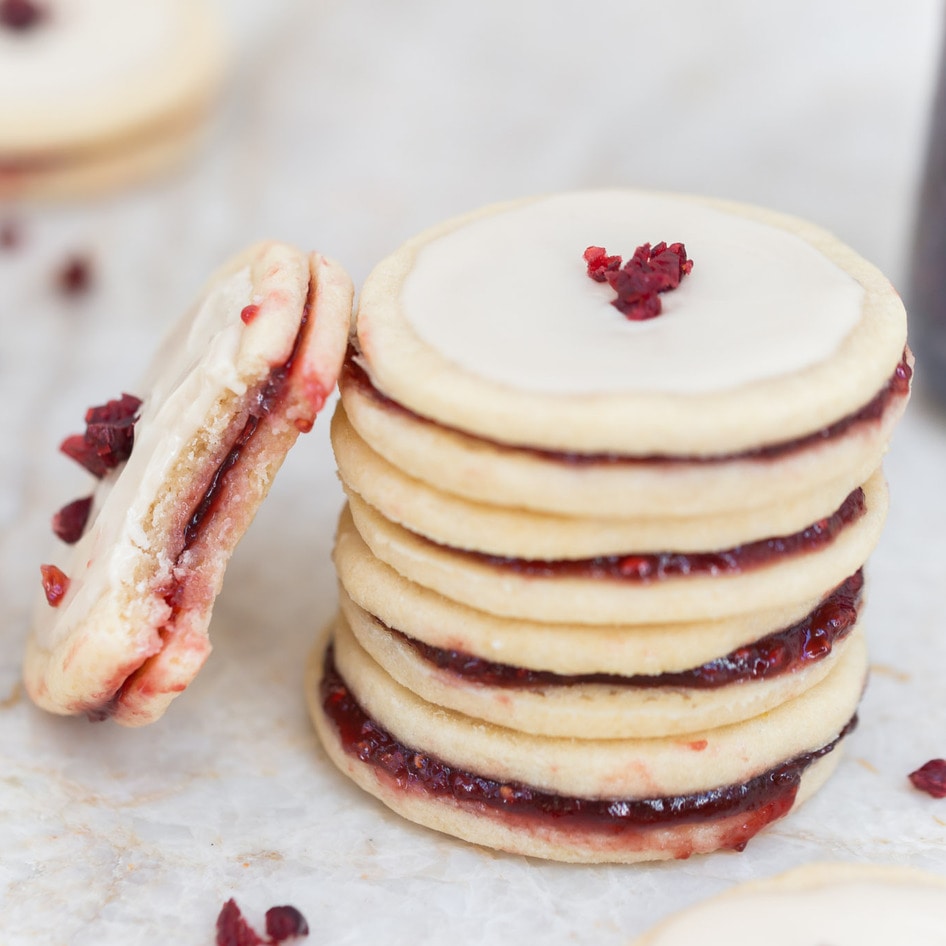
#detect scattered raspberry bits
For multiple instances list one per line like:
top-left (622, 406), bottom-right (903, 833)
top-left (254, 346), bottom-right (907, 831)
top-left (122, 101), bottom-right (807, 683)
top-left (583, 241), bottom-right (693, 320)
top-left (52, 496), bottom-right (93, 544)
top-left (215, 899), bottom-right (309, 946)
top-left (0, 219), bottom-right (22, 250)
top-left (240, 304), bottom-right (261, 325)
top-left (55, 254), bottom-right (94, 297)
top-left (40, 564), bottom-right (70, 606)
top-left (0, 0), bottom-right (46, 31)
top-left (60, 393), bottom-right (143, 477)
top-left (909, 758), bottom-right (946, 798)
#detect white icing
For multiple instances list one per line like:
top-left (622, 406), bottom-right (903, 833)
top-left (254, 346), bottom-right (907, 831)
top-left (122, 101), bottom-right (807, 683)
top-left (400, 192), bottom-right (864, 395)
top-left (0, 0), bottom-right (177, 106)
top-left (33, 266), bottom-right (254, 653)
top-left (643, 880), bottom-right (946, 945)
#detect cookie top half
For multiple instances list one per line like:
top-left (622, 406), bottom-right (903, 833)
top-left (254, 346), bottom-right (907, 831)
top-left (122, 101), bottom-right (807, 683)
top-left (355, 190), bottom-right (907, 455)
top-left (0, 0), bottom-right (224, 157)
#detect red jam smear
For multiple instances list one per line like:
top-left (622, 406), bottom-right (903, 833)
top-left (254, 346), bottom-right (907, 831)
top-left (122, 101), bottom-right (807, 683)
top-left (394, 570), bottom-right (862, 689)
top-left (909, 759), bottom-right (946, 798)
top-left (321, 644), bottom-right (855, 844)
top-left (343, 350), bottom-right (911, 465)
top-left (438, 488), bottom-right (865, 582)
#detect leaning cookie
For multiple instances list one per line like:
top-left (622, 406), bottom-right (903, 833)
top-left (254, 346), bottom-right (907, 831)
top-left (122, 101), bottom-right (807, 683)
top-left (0, 0), bottom-right (225, 198)
top-left (631, 862), bottom-right (946, 945)
top-left (24, 242), bottom-right (353, 725)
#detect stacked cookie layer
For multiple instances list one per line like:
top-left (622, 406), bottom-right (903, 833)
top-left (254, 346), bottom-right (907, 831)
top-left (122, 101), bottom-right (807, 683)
top-left (308, 190), bottom-right (911, 862)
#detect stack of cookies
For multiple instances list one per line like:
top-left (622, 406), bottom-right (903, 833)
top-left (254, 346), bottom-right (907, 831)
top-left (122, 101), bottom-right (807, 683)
top-left (307, 190), bottom-right (911, 863)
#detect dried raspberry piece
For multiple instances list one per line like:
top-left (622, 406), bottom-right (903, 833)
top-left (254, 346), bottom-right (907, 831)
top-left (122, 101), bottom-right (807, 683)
top-left (56, 254), bottom-right (94, 296)
top-left (585, 241), bottom-right (693, 320)
top-left (60, 393), bottom-right (142, 477)
top-left (0, 0), bottom-right (45, 30)
top-left (582, 246), bottom-right (622, 282)
top-left (909, 759), bottom-right (946, 798)
top-left (240, 304), bottom-right (260, 325)
top-left (40, 564), bottom-right (70, 606)
top-left (52, 496), bottom-right (93, 544)
top-left (0, 219), bottom-right (21, 250)
top-left (216, 900), bottom-right (265, 946)
top-left (265, 906), bottom-right (309, 942)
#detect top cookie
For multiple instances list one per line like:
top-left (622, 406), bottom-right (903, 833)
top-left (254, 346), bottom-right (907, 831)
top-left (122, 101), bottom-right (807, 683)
top-left (355, 190), bottom-right (907, 455)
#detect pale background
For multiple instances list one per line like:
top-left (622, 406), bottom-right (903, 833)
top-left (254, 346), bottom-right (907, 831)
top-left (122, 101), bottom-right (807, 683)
top-left (2, 1), bottom-right (946, 943)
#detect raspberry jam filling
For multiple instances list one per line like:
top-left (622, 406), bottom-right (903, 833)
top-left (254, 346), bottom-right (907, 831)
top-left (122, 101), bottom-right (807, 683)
top-left (343, 351), bottom-right (911, 465)
top-left (391, 571), bottom-right (862, 689)
top-left (321, 644), bottom-right (856, 847)
top-left (430, 488), bottom-right (865, 582)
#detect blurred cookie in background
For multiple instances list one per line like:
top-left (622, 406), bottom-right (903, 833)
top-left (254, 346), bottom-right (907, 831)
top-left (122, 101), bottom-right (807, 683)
top-left (0, 0), bottom-right (226, 199)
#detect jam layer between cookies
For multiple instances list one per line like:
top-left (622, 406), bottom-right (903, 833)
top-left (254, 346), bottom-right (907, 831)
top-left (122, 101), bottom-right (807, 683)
top-left (343, 351), bottom-right (912, 465)
top-left (320, 643), bottom-right (856, 853)
top-left (387, 570), bottom-right (862, 689)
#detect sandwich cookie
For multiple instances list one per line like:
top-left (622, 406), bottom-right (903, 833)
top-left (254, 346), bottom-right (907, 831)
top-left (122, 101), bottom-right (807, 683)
top-left (25, 242), bottom-right (353, 725)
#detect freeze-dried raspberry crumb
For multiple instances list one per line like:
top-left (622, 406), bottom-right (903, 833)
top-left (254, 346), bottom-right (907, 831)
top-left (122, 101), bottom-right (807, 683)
top-left (216, 899), bottom-right (265, 946)
top-left (266, 906), bottom-right (309, 941)
top-left (40, 564), bottom-right (69, 606)
top-left (0, 0), bottom-right (45, 31)
top-left (0, 219), bottom-right (21, 250)
top-left (52, 496), bottom-right (93, 544)
top-left (56, 254), bottom-right (94, 296)
top-left (585, 241), bottom-right (693, 320)
top-left (60, 393), bottom-right (142, 477)
top-left (240, 304), bottom-right (260, 325)
top-left (909, 758), bottom-right (946, 798)
top-left (215, 899), bottom-right (309, 946)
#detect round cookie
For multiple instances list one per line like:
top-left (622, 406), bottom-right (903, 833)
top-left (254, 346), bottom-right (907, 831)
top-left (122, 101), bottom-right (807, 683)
top-left (332, 403), bottom-right (872, 556)
top-left (308, 617), bottom-right (866, 863)
top-left (353, 190), bottom-right (908, 456)
top-left (344, 471), bottom-right (888, 624)
top-left (333, 513), bottom-right (835, 677)
top-left (0, 0), bottom-right (225, 198)
top-left (25, 242), bottom-right (353, 726)
top-left (339, 588), bottom-right (862, 739)
top-left (339, 356), bottom-right (909, 519)
top-left (631, 863), bottom-right (946, 945)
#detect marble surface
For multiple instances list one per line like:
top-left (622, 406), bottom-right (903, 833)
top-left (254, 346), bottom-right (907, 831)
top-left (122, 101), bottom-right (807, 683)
top-left (2, 1), bottom-right (946, 943)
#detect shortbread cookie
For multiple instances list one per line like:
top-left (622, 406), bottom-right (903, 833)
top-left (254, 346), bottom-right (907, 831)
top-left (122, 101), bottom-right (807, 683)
top-left (344, 471), bottom-right (887, 624)
top-left (309, 618), bottom-right (866, 863)
top-left (0, 0), bottom-right (225, 198)
top-left (25, 242), bottom-right (353, 725)
top-left (339, 351), bottom-right (910, 520)
top-left (631, 863), bottom-right (946, 945)
top-left (333, 512), bottom-right (835, 677)
top-left (353, 190), bottom-right (908, 457)
top-left (338, 582), bottom-right (863, 738)
top-left (332, 404), bottom-right (871, 556)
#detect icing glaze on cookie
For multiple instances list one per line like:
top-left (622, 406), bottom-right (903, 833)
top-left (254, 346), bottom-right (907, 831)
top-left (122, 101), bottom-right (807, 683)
top-left (32, 264), bottom-right (259, 656)
top-left (638, 872), bottom-right (946, 945)
top-left (0, 0), bottom-right (175, 106)
top-left (400, 191), bottom-right (864, 395)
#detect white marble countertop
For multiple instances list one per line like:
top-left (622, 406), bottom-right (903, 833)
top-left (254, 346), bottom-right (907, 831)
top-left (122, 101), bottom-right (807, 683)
top-left (3, 1), bottom-right (946, 943)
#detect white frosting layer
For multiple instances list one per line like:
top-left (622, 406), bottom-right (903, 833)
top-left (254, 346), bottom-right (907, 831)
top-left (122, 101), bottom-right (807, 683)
top-left (400, 191), bottom-right (864, 395)
top-left (33, 266), bottom-right (254, 654)
top-left (0, 0), bottom-right (176, 105)
top-left (643, 879), bottom-right (946, 945)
